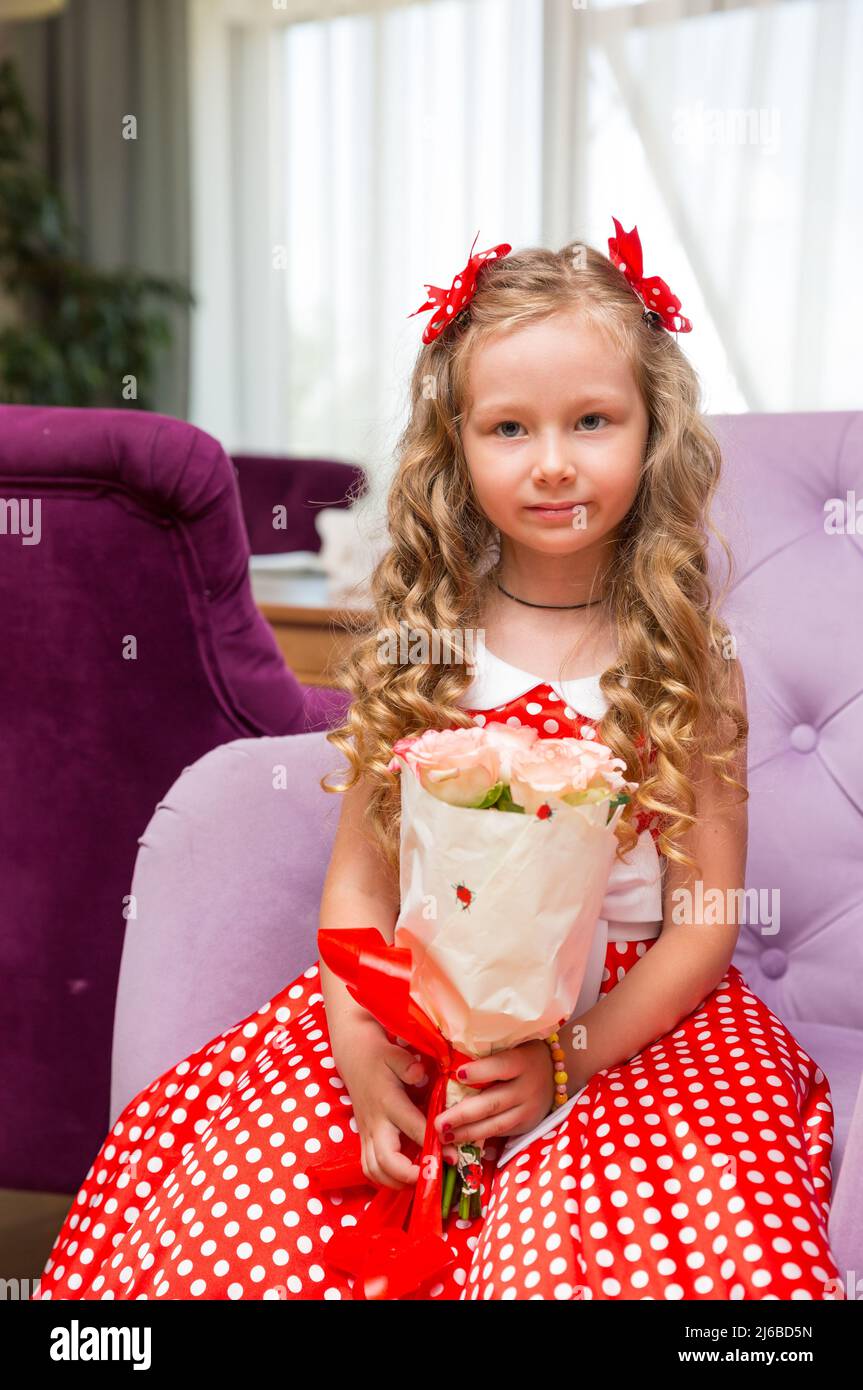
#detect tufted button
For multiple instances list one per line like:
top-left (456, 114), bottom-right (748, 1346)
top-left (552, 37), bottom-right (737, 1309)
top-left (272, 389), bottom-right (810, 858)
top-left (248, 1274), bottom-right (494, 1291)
top-left (790, 723), bottom-right (818, 752)
top-left (761, 947), bottom-right (788, 979)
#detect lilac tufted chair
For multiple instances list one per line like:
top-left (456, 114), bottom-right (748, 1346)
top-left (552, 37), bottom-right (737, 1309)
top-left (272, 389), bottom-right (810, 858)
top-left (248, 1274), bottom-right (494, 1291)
top-left (706, 410), bottom-right (863, 1280)
top-left (0, 405), bottom-right (351, 1194)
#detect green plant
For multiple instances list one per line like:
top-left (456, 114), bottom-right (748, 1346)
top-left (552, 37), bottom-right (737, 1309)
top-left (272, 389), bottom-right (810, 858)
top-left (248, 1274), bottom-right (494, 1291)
top-left (0, 56), bottom-right (194, 408)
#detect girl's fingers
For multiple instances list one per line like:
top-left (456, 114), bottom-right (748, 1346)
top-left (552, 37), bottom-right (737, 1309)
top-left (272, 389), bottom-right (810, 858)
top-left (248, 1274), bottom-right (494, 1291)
top-left (362, 1135), bottom-right (408, 1191)
top-left (387, 1086), bottom-right (432, 1150)
top-left (453, 1048), bottom-right (522, 1087)
top-left (443, 1106), bottom-right (523, 1148)
top-left (436, 1081), bottom-right (515, 1137)
top-left (367, 1124), bottom-right (484, 1183)
top-left (385, 1044), bottom-right (428, 1088)
top-left (372, 1122), bottom-right (421, 1187)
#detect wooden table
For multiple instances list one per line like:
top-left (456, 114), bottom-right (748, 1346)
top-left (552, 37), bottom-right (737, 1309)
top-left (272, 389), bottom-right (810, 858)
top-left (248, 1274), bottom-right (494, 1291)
top-left (250, 567), bottom-right (369, 688)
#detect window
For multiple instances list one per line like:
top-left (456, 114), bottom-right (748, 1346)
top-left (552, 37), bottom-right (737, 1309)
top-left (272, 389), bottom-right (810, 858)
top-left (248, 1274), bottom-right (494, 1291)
top-left (189, 0), bottom-right (862, 492)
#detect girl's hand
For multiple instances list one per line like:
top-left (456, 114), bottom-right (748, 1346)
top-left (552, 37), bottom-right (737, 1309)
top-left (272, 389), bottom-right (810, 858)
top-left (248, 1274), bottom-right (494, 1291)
top-left (333, 1018), bottom-right (459, 1190)
top-left (434, 1040), bottom-right (556, 1147)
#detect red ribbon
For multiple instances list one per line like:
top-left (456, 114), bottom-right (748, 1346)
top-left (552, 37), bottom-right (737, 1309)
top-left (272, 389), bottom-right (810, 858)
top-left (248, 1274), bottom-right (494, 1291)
top-left (608, 216), bottom-right (692, 333)
top-left (305, 926), bottom-right (498, 1300)
top-left (408, 230), bottom-right (512, 344)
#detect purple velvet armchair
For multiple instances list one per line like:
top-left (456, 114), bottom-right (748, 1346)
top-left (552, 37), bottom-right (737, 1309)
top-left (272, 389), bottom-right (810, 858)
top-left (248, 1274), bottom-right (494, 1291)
top-left (231, 452), bottom-right (367, 555)
top-left (107, 410), bottom-right (863, 1284)
top-left (0, 405), bottom-right (351, 1194)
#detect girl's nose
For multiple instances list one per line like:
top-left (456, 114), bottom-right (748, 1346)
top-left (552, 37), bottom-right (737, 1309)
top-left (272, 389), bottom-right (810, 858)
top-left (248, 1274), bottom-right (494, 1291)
top-left (533, 453), bottom-right (576, 484)
top-left (531, 434), bottom-right (578, 481)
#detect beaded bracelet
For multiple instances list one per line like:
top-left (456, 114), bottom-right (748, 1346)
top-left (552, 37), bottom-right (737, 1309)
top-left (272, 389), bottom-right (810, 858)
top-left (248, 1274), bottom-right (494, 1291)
top-left (545, 1029), bottom-right (569, 1108)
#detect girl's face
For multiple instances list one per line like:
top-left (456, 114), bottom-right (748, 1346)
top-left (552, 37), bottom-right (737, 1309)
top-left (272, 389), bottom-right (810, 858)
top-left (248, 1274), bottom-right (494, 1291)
top-left (461, 311), bottom-right (650, 579)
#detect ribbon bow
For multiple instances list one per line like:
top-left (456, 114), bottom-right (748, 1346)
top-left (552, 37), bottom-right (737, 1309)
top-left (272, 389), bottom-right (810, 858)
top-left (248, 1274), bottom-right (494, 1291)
top-left (408, 229), bottom-right (512, 344)
top-left (304, 926), bottom-right (500, 1300)
top-left (607, 216), bottom-right (692, 333)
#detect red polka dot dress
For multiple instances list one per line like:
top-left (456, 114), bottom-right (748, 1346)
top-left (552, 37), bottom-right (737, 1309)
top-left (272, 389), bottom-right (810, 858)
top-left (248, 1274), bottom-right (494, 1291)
top-left (32, 678), bottom-right (843, 1301)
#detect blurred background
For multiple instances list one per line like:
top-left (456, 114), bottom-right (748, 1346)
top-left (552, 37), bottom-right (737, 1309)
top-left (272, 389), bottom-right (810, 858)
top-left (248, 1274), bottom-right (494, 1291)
top-left (1, 0), bottom-right (861, 1291)
top-left (2, 0), bottom-right (860, 621)
top-left (2, 0), bottom-right (861, 467)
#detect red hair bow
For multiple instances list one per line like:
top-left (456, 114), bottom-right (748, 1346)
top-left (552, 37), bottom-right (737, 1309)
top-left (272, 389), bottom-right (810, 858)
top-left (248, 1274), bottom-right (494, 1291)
top-left (607, 216), bottom-right (692, 333)
top-left (408, 230), bottom-right (512, 344)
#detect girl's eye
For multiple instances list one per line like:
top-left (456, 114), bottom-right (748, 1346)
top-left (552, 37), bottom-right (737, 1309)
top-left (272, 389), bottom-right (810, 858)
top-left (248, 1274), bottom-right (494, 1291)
top-left (493, 414), bottom-right (608, 438)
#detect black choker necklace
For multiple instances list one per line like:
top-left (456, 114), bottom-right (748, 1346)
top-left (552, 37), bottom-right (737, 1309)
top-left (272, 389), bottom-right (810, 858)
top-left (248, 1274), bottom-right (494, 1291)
top-left (496, 580), bottom-right (606, 611)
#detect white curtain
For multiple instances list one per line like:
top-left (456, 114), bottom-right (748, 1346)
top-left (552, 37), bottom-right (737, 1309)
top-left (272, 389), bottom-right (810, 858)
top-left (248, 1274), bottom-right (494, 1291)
top-left (188, 0), bottom-right (863, 504)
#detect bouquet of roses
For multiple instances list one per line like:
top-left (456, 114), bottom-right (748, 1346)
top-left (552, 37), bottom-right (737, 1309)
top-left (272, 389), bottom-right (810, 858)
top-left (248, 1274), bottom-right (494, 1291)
top-left (306, 720), bottom-right (636, 1298)
top-left (387, 721), bottom-right (635, 1220)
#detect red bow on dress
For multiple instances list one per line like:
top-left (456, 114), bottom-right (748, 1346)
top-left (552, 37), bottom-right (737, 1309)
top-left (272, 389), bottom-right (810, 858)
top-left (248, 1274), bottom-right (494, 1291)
top-left (408, 229), bottom-right (512, 344)
top-left (607, 216), bottom-right (692, 333)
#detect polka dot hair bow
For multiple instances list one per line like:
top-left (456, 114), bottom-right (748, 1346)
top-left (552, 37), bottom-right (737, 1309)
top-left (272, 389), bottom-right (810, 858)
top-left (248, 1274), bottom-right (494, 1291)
top-left (608, 216), bottom-right (692, 333)
top-left (408, 229), bottom-right (512, 344)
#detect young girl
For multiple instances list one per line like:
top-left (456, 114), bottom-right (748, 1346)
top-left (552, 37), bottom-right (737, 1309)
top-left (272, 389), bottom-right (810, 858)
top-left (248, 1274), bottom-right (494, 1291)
top-left (33, 223), bottom-right (842, 1301)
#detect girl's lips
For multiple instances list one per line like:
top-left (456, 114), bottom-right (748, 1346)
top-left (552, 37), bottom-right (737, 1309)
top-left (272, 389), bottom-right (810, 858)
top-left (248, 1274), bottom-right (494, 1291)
top-left (527, 502), bottom-right (588, 518)
top-left (528, 503), bottom-right (578, 510)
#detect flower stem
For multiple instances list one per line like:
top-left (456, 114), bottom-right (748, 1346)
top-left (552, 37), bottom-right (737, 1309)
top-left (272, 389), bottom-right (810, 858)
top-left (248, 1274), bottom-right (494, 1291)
top-left (441, 1160), bottom-right (457, 1222)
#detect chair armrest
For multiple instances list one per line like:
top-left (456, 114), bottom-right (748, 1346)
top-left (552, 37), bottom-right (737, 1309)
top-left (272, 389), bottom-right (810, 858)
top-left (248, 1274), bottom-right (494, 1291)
top-left (109, 733), bottom-right (341, 1125)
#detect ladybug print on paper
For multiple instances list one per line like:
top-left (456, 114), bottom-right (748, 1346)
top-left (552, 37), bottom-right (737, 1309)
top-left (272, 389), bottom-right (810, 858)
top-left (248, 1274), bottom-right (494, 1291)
top-left (453, 881), bottom-right (474, 911)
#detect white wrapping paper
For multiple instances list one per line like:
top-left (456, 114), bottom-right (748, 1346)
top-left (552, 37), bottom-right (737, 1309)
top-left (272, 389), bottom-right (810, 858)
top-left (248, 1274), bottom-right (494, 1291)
top-left (391, 754), bottom-right (623, 1057)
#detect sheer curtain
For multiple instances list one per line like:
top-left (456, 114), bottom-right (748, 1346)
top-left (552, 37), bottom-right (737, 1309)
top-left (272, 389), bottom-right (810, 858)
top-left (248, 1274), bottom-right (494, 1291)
top-left (569, 0), bottom-right (862, 415)
top-left (188, 0), bottom-right (862, 500)
top-left (188, 0), bottom-right (543, 509)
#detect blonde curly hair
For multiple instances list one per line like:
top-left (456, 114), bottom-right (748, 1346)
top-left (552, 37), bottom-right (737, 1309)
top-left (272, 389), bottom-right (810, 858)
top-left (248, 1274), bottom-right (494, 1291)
top-left (320, 236), bottom-right (748, 883)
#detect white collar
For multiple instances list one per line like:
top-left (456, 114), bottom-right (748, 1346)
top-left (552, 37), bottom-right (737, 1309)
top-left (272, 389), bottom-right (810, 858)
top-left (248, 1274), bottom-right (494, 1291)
top-left (457, 641), bottom-right (609, 720)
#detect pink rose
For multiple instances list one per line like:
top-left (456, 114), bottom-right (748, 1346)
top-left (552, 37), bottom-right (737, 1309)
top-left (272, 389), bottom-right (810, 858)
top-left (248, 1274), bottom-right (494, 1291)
top-left (387, 727), bottom-right (503, 807)
top-left (480, 721), bottom-right (539, 780)
top-left (509, 738), bottom-right (634, 815)
top-left (558, 738), bottom-right (633, 794)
